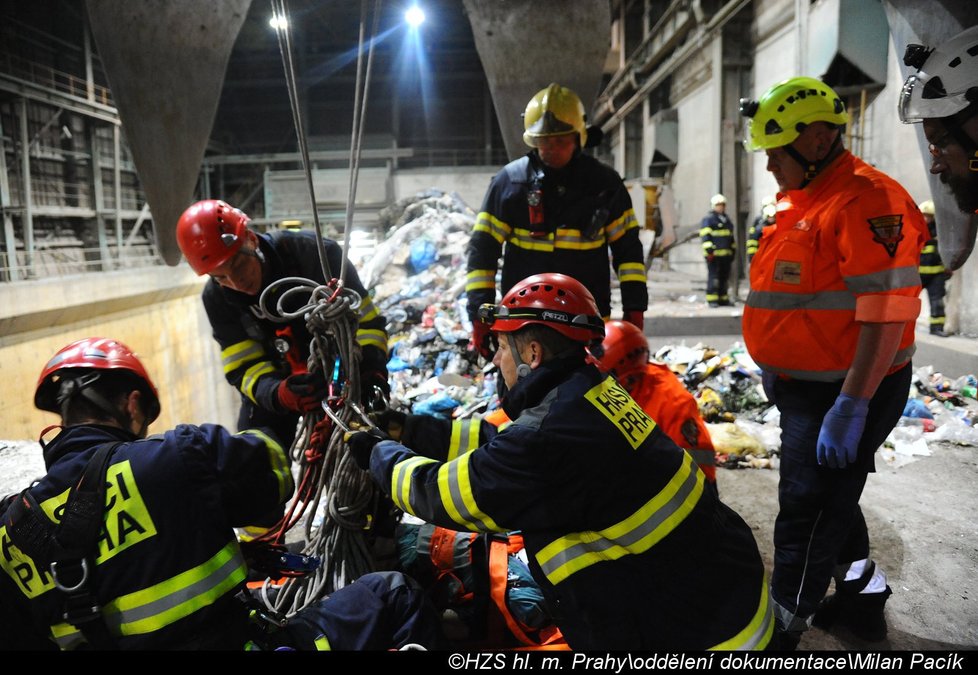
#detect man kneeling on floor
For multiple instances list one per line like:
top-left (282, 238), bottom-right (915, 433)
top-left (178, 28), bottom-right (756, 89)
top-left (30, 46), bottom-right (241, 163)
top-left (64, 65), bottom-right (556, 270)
top-left (0, 337), bottom-right (442, 651)
top-left (346, 273), bottom-right (774, 650)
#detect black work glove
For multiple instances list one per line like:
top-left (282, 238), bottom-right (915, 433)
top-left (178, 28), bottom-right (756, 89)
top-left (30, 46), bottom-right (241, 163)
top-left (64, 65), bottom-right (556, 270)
top-left (360, 370), bottom-right (391, 410)
top-left (344, 427), bottom-right (390, 471)
top-left (277, 371), bottom-right (328, 413)
top-left (369, 408), bottom-right (408, 441)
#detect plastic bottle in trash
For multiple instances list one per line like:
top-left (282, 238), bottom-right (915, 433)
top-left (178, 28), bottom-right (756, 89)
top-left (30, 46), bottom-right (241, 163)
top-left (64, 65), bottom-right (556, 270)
top-left (961, 385), bottom-right (977, 400)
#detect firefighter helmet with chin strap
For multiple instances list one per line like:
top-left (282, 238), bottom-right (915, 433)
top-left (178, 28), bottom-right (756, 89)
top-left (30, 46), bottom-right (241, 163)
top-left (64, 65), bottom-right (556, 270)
top-left (591, 320), bottom-right (649, 382)
top-left (176, 199), bottom-right (251, 275)
top-left (522, 83), bottom-right (588, 149)
top-left (35, 337), bottom-right (161, 424)
top-left (478, 273), bottom-right (604, 346)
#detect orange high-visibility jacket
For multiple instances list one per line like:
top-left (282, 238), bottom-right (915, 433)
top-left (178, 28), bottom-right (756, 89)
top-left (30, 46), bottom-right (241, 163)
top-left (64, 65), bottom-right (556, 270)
top-left (743, 151), bottom-right (928, 382)
top-left (627, 362), bottom-right (717, 482)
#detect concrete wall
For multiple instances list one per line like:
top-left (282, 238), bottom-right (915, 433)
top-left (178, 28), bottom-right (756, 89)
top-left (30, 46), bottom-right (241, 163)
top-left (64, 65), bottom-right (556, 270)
top-left (666, 59), bottom-right (719, 280)
top-left (0, 266), bottom-right (238, 440)
top-left (392, 167), bottom-right (498, 214)
top-left (651, 0), bottom-right (978, 335)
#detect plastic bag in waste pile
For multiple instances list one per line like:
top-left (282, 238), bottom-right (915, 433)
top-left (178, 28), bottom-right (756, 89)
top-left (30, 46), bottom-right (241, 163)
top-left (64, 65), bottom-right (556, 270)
top-left (706, 421), bottom-right (772, 469)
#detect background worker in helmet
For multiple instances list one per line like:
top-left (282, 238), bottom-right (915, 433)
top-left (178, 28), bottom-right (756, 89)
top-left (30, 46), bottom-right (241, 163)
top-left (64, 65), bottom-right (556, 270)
top-left (740, 77), bottom-right (929, 648)
top-left (746, 196), bottom-right (777, 264)
top-left (176, 200), bottom-right (389, 450)
top-left (0, 338), bottom-right (441, 651)
top-left (592, 320), bottom-right (718, 488)
top-left (346, 273), bottom-right (772, 651)
top-left (700, 194), bottom-right (736, 306)
top-left (900, 25), bottom-right (978, 216)
top-left (465, 83), bottom-right (648, 360)
top-left (917, 199), bottom-right (949, 336)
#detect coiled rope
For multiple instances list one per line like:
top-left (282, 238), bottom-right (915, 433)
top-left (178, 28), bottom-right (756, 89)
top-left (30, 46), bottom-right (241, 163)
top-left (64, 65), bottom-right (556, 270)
top-left (252, 0), bottom-right (387, 616)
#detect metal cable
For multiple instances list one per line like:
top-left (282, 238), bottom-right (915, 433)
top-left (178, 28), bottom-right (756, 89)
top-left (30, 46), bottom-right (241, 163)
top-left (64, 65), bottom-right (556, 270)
top-left (261, 0), bottom-right (387, 616)
top-left (270, 0), bottom-right (331, 279)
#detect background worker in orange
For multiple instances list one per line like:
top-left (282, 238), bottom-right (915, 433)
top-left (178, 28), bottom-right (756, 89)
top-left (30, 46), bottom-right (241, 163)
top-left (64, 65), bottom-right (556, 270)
top-left (740, 77), bottom-right (928, 648)
top-left (591, 320), bottom-right (717, 487)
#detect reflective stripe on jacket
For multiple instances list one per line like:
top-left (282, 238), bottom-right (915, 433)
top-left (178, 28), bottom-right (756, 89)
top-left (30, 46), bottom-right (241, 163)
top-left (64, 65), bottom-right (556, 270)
top-left (202, 229), bottom-right (388, 412)
top-left (0, 424), bottom-right (292, 649)
top-left (743, 152), bottom-right (928, 381)
top-left (465, 151), bottom-right (647, 320)
top-left (369, 361), bottom-right (771, 650)
top-left (700, 211), bottom-right (735, 257)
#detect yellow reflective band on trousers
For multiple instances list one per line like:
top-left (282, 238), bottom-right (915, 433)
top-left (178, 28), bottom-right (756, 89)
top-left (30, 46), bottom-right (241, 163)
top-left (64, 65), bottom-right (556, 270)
top-left (448, 418), bottom-right (483, 460)
top-left (618, 261), bottom-right (646, 283)
top-left (221, 340), bottom-right (266, 374)
top-left (238, 428), bottom-right (293, 502)
top-left (466, 269), bottom-right (496, 292)
top-left (474, 212), bottom-right (511, 243)
top-left (51, 541), bottom-right (247, 647)
top-left (315, 634), bottom-right (332, 650)
top-left (708, 576), bottom-right (774, 650)
top-left (357, 327), bottom-right (388, 353)
top-left (606, 209), bottom-right (638, 242)
top-left (240, 360), bottom-right (276, 403)
top-left (536, 452), bottom-right (703, 585)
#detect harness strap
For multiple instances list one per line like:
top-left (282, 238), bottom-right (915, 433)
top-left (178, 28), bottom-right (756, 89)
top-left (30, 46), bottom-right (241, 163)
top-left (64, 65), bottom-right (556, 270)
top-left (487, 536), bottom-right (568, 650)
top-left (5, 441), bottom-right (124, 650)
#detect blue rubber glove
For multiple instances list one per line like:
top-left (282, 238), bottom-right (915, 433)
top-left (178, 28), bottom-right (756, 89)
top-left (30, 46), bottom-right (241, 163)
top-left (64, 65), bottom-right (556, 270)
top-left (816, 393), bottom-right (870, 469)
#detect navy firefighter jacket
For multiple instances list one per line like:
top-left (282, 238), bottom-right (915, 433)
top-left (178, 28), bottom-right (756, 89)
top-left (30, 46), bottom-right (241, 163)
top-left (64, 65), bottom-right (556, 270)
top-left (0, 423), bottom-right (292, 650)
top-left (367, 355), bottom-right (773, 650)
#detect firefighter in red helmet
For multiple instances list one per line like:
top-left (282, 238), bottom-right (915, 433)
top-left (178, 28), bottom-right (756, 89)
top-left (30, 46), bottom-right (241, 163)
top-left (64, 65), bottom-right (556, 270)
top-left (175, 200), bottom-right (389, 448)
top-left (346, 273), bottom-right (773, 651)
top-left (0, 337), bottom-right (441, 651)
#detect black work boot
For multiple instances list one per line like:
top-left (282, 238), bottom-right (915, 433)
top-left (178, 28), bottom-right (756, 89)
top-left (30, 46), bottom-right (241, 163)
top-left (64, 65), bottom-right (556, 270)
top-left (813, 562), bottom-right (892, 642)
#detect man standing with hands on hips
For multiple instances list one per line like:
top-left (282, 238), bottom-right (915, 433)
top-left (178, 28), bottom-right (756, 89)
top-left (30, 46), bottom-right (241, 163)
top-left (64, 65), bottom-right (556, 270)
top-left (740, 76), bottom-right (928, 648)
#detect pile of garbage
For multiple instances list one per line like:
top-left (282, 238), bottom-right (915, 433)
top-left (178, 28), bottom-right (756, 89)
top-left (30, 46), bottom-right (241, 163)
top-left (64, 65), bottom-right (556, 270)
top-left (352, 190), bottom-right (498, 419)
top-left (357, 191), bottom-right (978, 472)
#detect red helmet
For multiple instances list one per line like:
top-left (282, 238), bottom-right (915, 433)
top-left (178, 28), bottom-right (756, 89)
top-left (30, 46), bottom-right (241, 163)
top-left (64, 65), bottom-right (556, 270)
top-left (35, 337), bottom-right (161, 423)
top-left (478, 273), bottom-right (604, 344)
top-left (176, 199), bottom-right (250, 275)
top-left (592, 320), bottom-right (649, 379)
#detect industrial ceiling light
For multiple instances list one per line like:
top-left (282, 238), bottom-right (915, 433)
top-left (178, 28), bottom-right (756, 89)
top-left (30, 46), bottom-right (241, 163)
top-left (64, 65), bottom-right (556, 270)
top-left (405, 5), bottom-right (425, 28)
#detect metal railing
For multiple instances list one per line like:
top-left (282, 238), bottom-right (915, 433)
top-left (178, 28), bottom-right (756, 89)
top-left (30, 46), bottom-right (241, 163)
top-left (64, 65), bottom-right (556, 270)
top-left (1, 242), bottom-right (163, 282)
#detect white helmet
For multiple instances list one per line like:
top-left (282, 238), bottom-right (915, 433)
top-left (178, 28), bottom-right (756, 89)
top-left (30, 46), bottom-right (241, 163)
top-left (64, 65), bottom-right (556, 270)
top-left (710, 193), bottom-right (727, 207)
top-left (899, 25), bottom-right (978, 124)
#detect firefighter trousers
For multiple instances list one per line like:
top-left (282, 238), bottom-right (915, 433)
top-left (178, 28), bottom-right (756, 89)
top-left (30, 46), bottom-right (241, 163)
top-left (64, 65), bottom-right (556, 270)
top-left (768, 363), bottom-right (911, 625)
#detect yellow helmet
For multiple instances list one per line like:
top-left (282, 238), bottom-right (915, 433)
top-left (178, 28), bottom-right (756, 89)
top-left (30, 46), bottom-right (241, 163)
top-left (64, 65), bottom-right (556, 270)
top-left (523, 83), bottom-right (587, 148)
top-left (918, 199), bottom-right (935, 215)
top-left (740, 77), bottom-right (849, 151)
